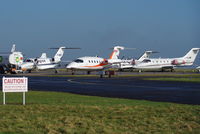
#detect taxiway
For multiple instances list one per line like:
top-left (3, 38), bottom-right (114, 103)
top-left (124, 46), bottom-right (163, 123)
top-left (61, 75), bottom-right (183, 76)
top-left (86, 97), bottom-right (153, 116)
top-left (1, 74), bottom-right (199, 105)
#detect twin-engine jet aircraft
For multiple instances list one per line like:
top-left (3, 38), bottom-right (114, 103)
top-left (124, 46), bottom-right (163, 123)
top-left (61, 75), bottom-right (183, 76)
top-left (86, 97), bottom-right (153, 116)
top-left (114, 51), bottom-right (158, 70)
top-left (21, 47), bottom-right (80, 72)
top-left (133, 48), bottom-right (200, 71)
top-left (66, 46), bottom-right (126, 72)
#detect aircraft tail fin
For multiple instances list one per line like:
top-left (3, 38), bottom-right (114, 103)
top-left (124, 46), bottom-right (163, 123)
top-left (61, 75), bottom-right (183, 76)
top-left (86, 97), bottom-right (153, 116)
top-left (138, 51), bottom-right (158, 61)
top-left (40, 53), bottom-right (47, 59)
top-left (182, 48), bottom-right (200, 65)
top-left (11, 44), bottom-right (16, 53)
top-left (109, 46), bottom-right (124, 59)
top-left (50, 46), bottom-right (80, 63)
top-left (54, 47), bottom-right (66, 63)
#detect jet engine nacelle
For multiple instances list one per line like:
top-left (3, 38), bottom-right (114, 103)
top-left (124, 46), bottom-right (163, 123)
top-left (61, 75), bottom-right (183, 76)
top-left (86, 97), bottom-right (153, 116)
top-left (131, 59), bottom-right (136, 65)
top-left (9, 52), bottom-right (23, 65)
top-left (171, 59), bottom-right (186, 65)
top-left (102, 59), bottom-right (109, 64)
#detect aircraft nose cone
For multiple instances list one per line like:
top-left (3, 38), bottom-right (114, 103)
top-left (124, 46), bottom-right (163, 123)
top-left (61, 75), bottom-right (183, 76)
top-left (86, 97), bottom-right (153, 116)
top-left (66, 63), bottom-right (74, 69)
top-left (66, 65), bottom-right (71, 69)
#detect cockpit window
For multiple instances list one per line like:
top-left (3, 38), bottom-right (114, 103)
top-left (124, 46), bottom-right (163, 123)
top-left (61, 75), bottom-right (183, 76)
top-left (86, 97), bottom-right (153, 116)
top-left (74, 59), bottom-right (84, 63)
top-left (25, 59), bottom-right (33, 62)
top-left (142, 59), bottom-right (151, 63)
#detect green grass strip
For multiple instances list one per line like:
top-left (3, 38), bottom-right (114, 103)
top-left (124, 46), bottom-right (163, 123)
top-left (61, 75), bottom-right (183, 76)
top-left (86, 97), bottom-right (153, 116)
top-left (0, 91), bottom-right (199, 134)
top-left (144, 77), bottom-right (200, 83)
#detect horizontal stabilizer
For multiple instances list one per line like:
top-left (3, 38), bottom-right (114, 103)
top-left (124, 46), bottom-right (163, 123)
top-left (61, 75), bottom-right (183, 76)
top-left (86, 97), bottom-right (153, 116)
top-left (124, 48), bottom-right (136, 50)
top-left (49, 47), bottom-right (81, 49)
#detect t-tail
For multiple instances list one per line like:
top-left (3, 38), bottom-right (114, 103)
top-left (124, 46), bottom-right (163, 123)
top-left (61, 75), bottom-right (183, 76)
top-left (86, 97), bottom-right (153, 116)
top-left (138, 51), bottom-right (158, 61)
top-left (182, 48), bottom-right (200, 66)
top-left (51, 46), bottom-right (80, 63)
top-left (109, 46), bottom-right (124, 59)
top-left (54, 47), bottom-right (66, 63)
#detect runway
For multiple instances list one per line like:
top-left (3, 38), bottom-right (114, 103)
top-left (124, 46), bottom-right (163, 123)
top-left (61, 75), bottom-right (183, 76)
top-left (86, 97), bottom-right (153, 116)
top-left (1, 75), bottom-right (199, 105)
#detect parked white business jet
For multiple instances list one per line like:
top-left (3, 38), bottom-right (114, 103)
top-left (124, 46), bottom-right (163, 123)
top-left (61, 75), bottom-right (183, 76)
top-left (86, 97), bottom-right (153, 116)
top-left (20, 53), bottom-right (45, 72)
top-left (66, 46), bottom-right (125, 72)
top-left (115, 51), bottom-right (158, 70)
top-left (133, 48), bottom-right (200, 71)
top-left (112, 59), bottom-right (134, 70)
top-left (21, 47), bottom-right (80, 72)
top-left (0, 44), bottom-right (24, 74)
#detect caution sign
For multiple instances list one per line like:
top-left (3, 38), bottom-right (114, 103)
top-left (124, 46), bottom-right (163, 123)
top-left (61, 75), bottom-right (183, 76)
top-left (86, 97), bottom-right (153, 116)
top-left (2, 77), bottom-right (28, 105)
top-left (3, 77), bottom-right (28, 92)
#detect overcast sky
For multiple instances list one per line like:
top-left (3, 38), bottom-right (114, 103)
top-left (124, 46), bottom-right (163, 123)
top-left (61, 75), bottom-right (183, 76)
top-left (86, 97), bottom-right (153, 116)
top-left (0, 0), bottom-right (199, 63)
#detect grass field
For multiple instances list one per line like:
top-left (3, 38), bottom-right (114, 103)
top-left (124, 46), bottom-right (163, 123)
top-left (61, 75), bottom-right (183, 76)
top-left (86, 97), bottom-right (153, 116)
top-left (0, 91), bottom-right (199, 134)
top-left (144, 77), bottom-right (200, 83)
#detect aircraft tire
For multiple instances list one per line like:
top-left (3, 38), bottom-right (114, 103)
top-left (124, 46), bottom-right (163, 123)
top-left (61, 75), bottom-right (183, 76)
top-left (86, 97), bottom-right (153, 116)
top-left (0, 66), bottom-right (5, 74)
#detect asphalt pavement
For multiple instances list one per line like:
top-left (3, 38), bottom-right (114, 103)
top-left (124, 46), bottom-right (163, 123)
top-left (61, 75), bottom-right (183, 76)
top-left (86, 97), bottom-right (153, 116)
top-left (1, 75), bottom-right (199, 105)
top-left (1, 74), bottom-right (200, 105)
